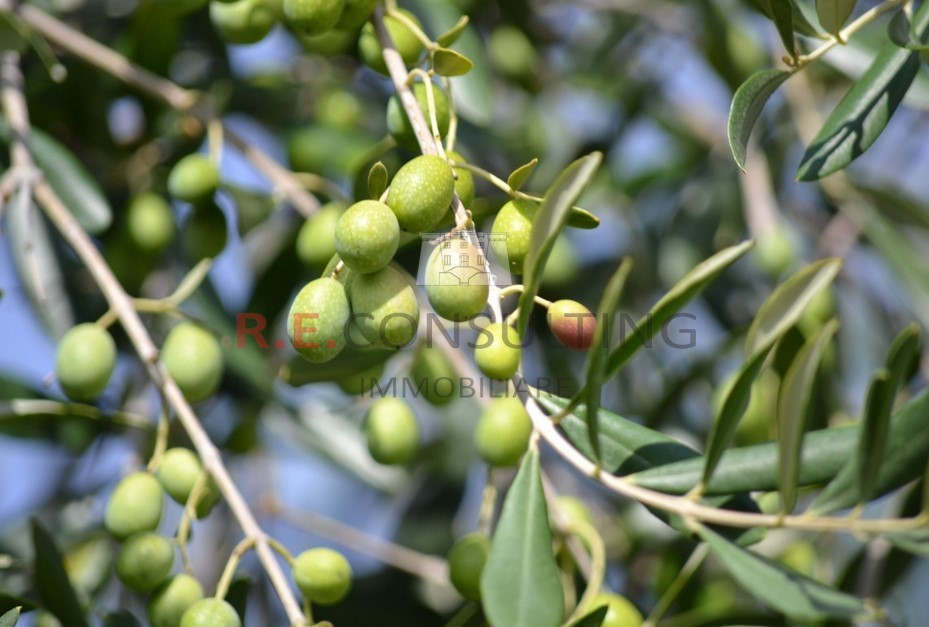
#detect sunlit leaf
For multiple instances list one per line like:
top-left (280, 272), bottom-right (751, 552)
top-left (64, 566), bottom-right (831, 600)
top-left (433, 47), bottom-right (473, 76)
top-left (507, 158), bottom-right (538, 191)
top-left (0, 607), bottom-right (21, 627)
top-left (816, 0), bottom-right (856, 36)
top-left (566, 205), bottom-right (600, 229)
top-left (728, 69), bottom-right (792, 170)
top-left (368, 161), bottom-right (389, 200)
top-left (436, 15), bottom-right (469, 47)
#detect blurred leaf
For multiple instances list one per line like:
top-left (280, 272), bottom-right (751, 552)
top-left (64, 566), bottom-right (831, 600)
top-left (481, 450), bottom-right (564, 627)
top-left (0, 597), bottom-right (35, 616)
top-left (856, 370), bottom-right (895, 504)
top-left (760, 0), bottom-right (798, 56)
top-left (606, 241), bottom-right (754, 378)
top-left (436, 15), bottom-right (469, 47)
top-left (507, 158), bottom-right (538, 191)
top-left (433, 47), bottom-right (473, 76)
top-left (728, 69), bottom-right (791, 170)
top-left (889, 9), bottom-right (911, 48)
top-left (517, 152), bottom-right (602, 337)
top-left (31, 519), bottom-right (89, 627)
top-left (884, 528), bottom-right (929, 556)
top-left (567, 606), bottom-right (607, 627)
top-left (747, 0), bottom-right (821, 37)
top-left (816, 0), bottom-right (856, 36)
top-left (566, 206), bottom-right (600, 229)
top-left (0, 13), bottom-right (27, 53)
top-left (280, 347), bottom-right (395, 386)
top-left (225, 185), bottom-right (274, 236)
top-left (699, 525), bottom-right (865, 619)
top-left (885, 323), bottom-right (921, 389)
top-left (777, 319), bottom-right (839, 514)
top-left (367, 161), bottom-right (389, 201)
top-left (0, 607), bottom-right (20, 627)
top-left (745, 258), bottom-right (842, 359)
top-left (225, 577), bottom-right (250, 622)
top-left (103, 611), bottom-right (142, 627)
top-left (582, 258), bottom-right (633, 463)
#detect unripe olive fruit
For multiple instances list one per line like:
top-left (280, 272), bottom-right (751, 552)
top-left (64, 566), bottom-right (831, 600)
top-left (182, 203), bottom-right (227, 261)
top-left (335, 0), bottom-right (378, 29)
top-left (293, 548), bottom-right (353, 605)
top-left (322, 253), bottom-right (355, 292)
top-left (474, 322), bottom-right (521, 380)
top-left (155, 448), bottom-right (220, 517)
top-left (358, 9), bottom-right (424, 75)
top-left (447, 533), bottom-right (489, 601)
top-left (56, 323), bottom-right (116, 402)
top-left (336, 362), bottom-right (384, 395)
top-left (424, 239), bottom-right (488, 320)
top-left (490, 199), bottom-right (536, 274)
top-left (488, 25), bottom-right (538, 80)
top-left (284, 0), bottom-right (343, 35)
top-left (149, 574), bottom-right (205, 627)
top-left (386, 155), bottom-right (455, 233)
top-left (555, 496), bottom-right (594, 530)
top-left (334, 200), bottom-right (400, 274)
top-left (179, 598), bottom-right (241, 627)
top-left (386, 82), bottom-right (450, 151)
top-left (590, 592), bottom-right (644, 627)
top-left (162, 323), bottom-right (224, 403)
top-left (474, 397), bottom-right (532, 467)
top-left (296, 203), bottom-right (344, 268)
top-left (168, 155), bottom-right (219, 205)
top-left (547, 299), bottom-right (596, 351)
top-left (447, 150), bottom-right (475, 208)
top-left (210, 0), bottom-right (278, 45)
top-left (541, 236), bottom-right (578, 288)
top-left (755, 227), bottom-right (795, 276)
top-left (104, 472), bottom-right (164, 540)
top-left (365, 397), bottom-right (419, 465)
top-left (350, 265), bottom-right (419, 348)
top-left (126, 193), bottom-right (175, 253)
top-left (288, 277), bottom-right (351, 363)
top-left (115, 532), bottom-right (175, 592)
top-left (410, 345), bottom-right (457, 406)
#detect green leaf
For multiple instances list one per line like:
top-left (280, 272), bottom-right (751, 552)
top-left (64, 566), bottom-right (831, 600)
top-left (225, 185), bottom-right (273, 236)
top-left (885, 323), bottom-right (921, 389)
top-left (583, 258), bottom-right (633, 463)
top-left (433, 47), bottom-right (473, 76)
top-left (517, 152), bottom-right (601, 337)
top-left (761, 0), bottom-right (798, 56)
top-left (31, 519), bottom-right (89, 627)
top-left (279, 345), bottom-right (395, 386)
top-left (699, 525), bottom-right (866, 619)
top-left (745, 258), bottom-right (842, 359)
top-left (856, 370), bottom-right (895, 504)
top-left (816, 0), bottom-right (856, 36)
top-left (884, 528), bottom-right (929, 556)
top-left (747, 0), bottom-right (821, 38)
top-left (728, 69), bottom-right (792, 170)
top-left (888, 9), bottom-right (911, 48)
top-left (481, 450), bottom-right (564, 627)
top-left (566, 206), bottom-right (600, 229)
top-left (103, 611), bottom-right (142, 627)
top-left (367, 161), bottom-right (389, 201)
top-left (0, 607), bottom-right (21, 627)
top-left (436, 15), bottom-right (469, 47)
top-left (606, 241), bottom-right (754, 378)
top-left (777, 319), bottom-right (839, 514)
top-left (567, 606), bottom-right (607, 627)
top-left (507, 158), bottom-right (538, 191)
top-left (225, 577), bottom-right (250, 622)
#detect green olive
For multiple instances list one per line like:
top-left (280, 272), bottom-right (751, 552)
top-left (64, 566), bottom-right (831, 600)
top-left (410, 344), bottom-right (457, 405)
top-left (162, 323), bottom-right (224, 403)
top-left (210, 0), bottom-right (278, 45)
top-left (447, 533), bottom-right (489, 601)
top-left (182, 202), bottom-right (227, 261)
top-left (358, 9), bottom-right (424, 75)
top-left (446, 150), bottom-right (475, 209)
top-left (336, 362), bottom-right (385, 395)
top-left (334, 200), bottom-right (400, 274)
top-left (149, 574), bottom-right (205, 627)
top-left (350, 265), bottom-right (420, 348)
top-left (55, 323), bottom-right (116, 402)
top-left (335, 0), bottom-right (378, 29)
top-left (155, 448), bottom-right (220, 517)
top-left (488, 25), bottom-right (538, 80)
top-left (424, 238), bottom-right (488, 321)
top-left (126, 193), bottom-right (175, 253)
top-left (116, 532), bottom-right (175, 592)
top-left (590, 592), bottom-right (644, 627)
top-left (293, 548), bottom-right (353, 605)
top-left (284, 0), bottom-right (343, 35)
top-left (288, 277), bottom-right (351, 363)
top-left (179, 598), bottom-right (241, 627)
top-left (755, 227), bottom-right (795, 277)
top-left (365, 397), bottom-right (419, 465)
top-left (473, 322), bottom-right (520, 380)
top-left (386, 82), bottom-right (450, 151)
top-left (547, 299), bottom-right (596, 351)
top-left (474, 397), bottom-right (532, 467)
top-left (490, 199), bottom-right (536, 274)
top-left (321, 253), bottom-right (355, 292)
top-left (555, 496), bottom-right (594, 529)
top-left (105, 472), bottom-right (164, 540)
top-left (386, 155), bottom-right (455, 233)
top-left (168, 155), bottom-right (219, 205)
top-left (296, 203), bottom-right (345, 268)
top-left (316, 89), bottom-right (364, 130)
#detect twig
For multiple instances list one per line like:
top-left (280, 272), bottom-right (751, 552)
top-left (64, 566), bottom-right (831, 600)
top-left (0, 399), bottom-right (152, 430)
top-left (642, 543), bottom-right (708, 627)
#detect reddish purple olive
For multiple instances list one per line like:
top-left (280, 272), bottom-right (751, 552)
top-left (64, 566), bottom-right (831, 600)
top-left (547, 299), bottom-right (596, 351)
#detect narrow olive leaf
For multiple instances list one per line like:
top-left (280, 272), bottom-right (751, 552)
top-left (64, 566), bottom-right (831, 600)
top-left (816, 0), bottom-right (856, 36)
top-left (0, 607), bottom-right (21, 627)
top-left (747, 0), bottom-right (821, 38)
top-left (702, 347), bottom-right (772, 486)
top-left (367, 161), bottom-right (389, 200)
top-left (583, 258), bottom-right (633, 463)
top-left (567, 606), bottom-right (607, 627)
top-left (728, 69), bottom-right (792, 170)
top-left (811, 389), bottom-right (929, 513)
top-left (481, 450), bottom-right (564, 627)
top-left (744, 258), bottom-right (842, 359)
top-left (433, 47), bottom-right (473, 76)
top-left (436, 14), bottom-right (469, 47)
top-left (884, 528), bottom-right (929, 556)
top-left (31, 519), bottom-right (90, 627)
top-left (761, 0), bottom-right (798, 56)
top-left (699, 525), bottom-right (866, 620)
top-left (507, 158), bottom-right (539, 192)
top-left (103, 612), bottom-right (142, 627)
top-left (606, 241), bottom-right (755, 379)
top-left (889, 10), bottom-right (911, 48)
top-left (777, 319), bottom-right (839, 514)
top-left (885, 323), bottom-right (921, 390)
top-left (856, 370), bottom-right (895, 504)
top-left (566, 205), bottom-right (600, 229)
top-left (517, 152), bottom-right (602, 337)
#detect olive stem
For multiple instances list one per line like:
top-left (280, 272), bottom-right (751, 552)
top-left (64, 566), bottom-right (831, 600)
top-left (330, 260), bottom-right (345, 279)
top-left (385, 5), bottom-right (437, 52)
top-left (215, 537), bottom-right (256, 600)
top-left (409, 69), bottom-right (447, 159)
top-left (0, 399), bottom-right (152, 430)
top-left (175, 470), bottom-right (212, 575)
top-left (207, 118), bottom-right (224, 168)
top-left (146, 396), bottom-right (171, 472)
top-left (477, 469), bottom-right (498, 536)
top-left (441, 76), bottom-right (459, 153)
top-left (452, 160), bottom-right (547, 205)
top-left (641, 543), bottom-right (708, 627)
top-left (562, 519), bottom-right (606, 624)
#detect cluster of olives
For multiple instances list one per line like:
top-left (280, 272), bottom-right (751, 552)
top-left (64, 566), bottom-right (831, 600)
top-left (167, 155), bottom-right (226, 261)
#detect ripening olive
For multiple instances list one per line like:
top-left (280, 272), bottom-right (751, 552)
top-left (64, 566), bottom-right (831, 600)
top-left (358, 9), bottom-right (424, 75)
top-left (210, 0), bottom-right (278, 45)
top-left (473, 322), bottom-right (521, 380)
top-left (474, 397), bottom-right (532, 467)
top-left (293, 548), bottom-right (353, 605)
top-left (490, 199), bottom-right (536, 274)
top-left (590, 592), bottom-right (644, 627)
top-left (410, 344), bottom-right (457, 405)
top-left (179, 598), bottom-right (241, 627)
top-left (335, 0), bottom-right (378, 29)
top-left (386, 155), bottom-right (455, 233)
top-left (365, 397), bottom-right (419, 465)
top-left (424, 239), bottom-right (488, 321)
top-left (447, 150), bottom-right (475, 209)
top-left (350, 265), bottom-right (420, 348)
top-left (155, 448), bottom-right (220, 517)
top-left (56, 323), bottom-right (116, 402)
top-left (126, 193), bottom-right (175, 253)
top-left (162, 323), bottom-right (224, 403)
top-left (386, 82), bottom-right (450, 151)
top-left (105, 472), bottom-right (164, 540)
top-left (447, 533), bottom-right (489, 601)
top-left (168, 155), bottom-right (219, 205)
top-left (547, 299), bottom-right (596, 351)
top-left (182, 202), bottom-right (227, 261)
top-left (288, 277), bottom-right (351, 363)
top-left (334, 200), bottom-right (400, 274)
top-left (149, 574), bottom-right (205, 627)
top-left (116, 532), bottom-right (175, 592)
